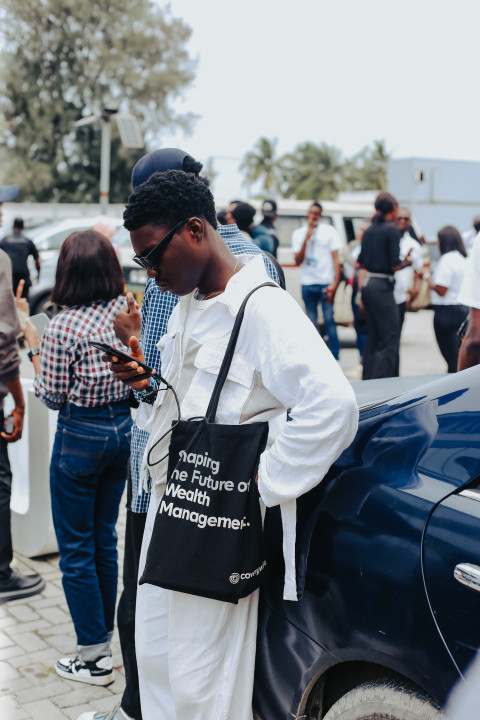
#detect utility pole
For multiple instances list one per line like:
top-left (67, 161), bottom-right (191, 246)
top-left (99, 109), bottom-right (117, 214)
top-left (72, 102), bottom-right (144, 214)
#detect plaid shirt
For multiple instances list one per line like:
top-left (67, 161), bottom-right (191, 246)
top-left (130, 224), bottom-right (280, 512)
top-left (33, 296), bottom-right (131, 410)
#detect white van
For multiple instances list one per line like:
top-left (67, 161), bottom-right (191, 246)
top-left (244, 198), bottom-right (375, 321)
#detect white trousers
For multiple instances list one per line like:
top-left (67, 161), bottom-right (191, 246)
top-left (135, 491), bottom-right (259, 720)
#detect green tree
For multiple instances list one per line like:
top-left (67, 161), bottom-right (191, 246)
top-left (240, 137), bottom-right (284, 195)
top-left (343, 140), bottom-right (389, 191)
top-left (0, 0), bottom-right (196, 202)
top-left (280, 142), bottom-right (344, 200)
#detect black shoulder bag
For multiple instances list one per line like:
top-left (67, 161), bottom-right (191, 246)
top-left (139, 283), bottom-right (278, 603)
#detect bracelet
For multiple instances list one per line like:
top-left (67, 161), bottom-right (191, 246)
top-left (138, 376), bottom-right (159, 405)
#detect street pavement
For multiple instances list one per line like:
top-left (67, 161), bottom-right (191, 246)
top-left (1, 308), bottom-right (447, 719)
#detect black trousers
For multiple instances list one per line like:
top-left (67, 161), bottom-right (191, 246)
top-left (433, 304), bottom-right (469, 373)
top-left (0, 411), bottom-right (13, 581)
top-left (362, 277), bottom-right (400, 380)
top-left (117, 477), bottom-right (147, 720)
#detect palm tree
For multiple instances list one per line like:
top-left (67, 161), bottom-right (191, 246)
top-left (240, 137), bottom-right (284, 195)
top-left (343, 140), bottom-right (389, 191)
top-left (281, 142), bottom-right (344, 200)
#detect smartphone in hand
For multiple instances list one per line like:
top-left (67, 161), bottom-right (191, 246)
top-left (89, 341), bottom-right (155, 375)
top-left (3, 415), bottom-right (15, 435)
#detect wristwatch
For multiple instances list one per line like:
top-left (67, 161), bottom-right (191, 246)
top-left (138, 376), bottom-right (159, 405)
top-left (27, 347), bottom-right (40, 362)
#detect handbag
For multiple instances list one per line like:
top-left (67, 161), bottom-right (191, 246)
top-left (139, 282), bottom-right (278, 603)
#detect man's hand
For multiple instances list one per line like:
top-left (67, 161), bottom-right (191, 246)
top-left (114, 292), bottom-right (141, 346)
top-left (1, 406), bottom-right (24, 443)
top-left (103, 336), bottom-right (154, 391)
top-left (326, 282), bottom-right (337, 304)
top-left (23, 319), bottom-right (40, 349)
top-left (15, 280), bottom-right (30, 330)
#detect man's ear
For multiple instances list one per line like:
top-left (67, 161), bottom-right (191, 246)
top-left (186, 217), bottom-right (204, 242)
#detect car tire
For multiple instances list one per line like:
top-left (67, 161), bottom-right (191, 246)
top-left (322, 678), bottom-right (442, 720)
top-left (30, 295), bottom-right (63, 319)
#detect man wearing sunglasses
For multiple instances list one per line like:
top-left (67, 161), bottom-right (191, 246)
top-left (81, 149), bottom-right (280, 720)
top-left (101, 169), bottom-right (357, 720)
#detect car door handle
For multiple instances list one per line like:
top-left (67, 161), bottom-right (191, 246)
top-left (454, 563), bottom-right (480, 592)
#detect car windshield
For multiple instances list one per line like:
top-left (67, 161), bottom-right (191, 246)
top-left (111, 227), bottom-right (131, 247)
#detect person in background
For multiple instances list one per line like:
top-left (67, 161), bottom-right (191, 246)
top-left (394, 208), bottom-right (424, 332)
top-left (0, 217), bottom-right (40, 298)
top-left (0, 184), bottom-right (45, 604)
top-left (425, 226), bottom-right (468, 373)
top-left (216, 209), bottom-right (228, 225)
top-left (394, 208), bottom-right (424, 374)
top-left (251, 199), bottom-right (279, 257)
top-left (231, 202), bottom-right (256, 240)
top-left (357, 192), bottom-right (411, 380)
top-left (461, 214), bottom-right (480, 255)
top-left (457, 233), bottom-right (480, 369)
top-left (225, 199), bottom-right (243, 224)
top-left (291, 202), bottom-right (342, 361)
top-left (343, 222), bottom-right (369, 380)
top-left (23, 231), bottom-right (132, 686)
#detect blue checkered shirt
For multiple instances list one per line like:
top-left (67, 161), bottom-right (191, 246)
top-left (130, 224), bottom-right (280, 512)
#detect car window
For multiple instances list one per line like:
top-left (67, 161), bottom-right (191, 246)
top-left (343, 216), bottom-right (370, 243)
top-left (35, 226), bottom-right (90, 252)
top-left (111, 227), bottom-right (131, 247)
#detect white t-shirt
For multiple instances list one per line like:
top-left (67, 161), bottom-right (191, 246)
top-left (394, 234), bottom-right (424, 305)
top-left (457, 235), bottom-right (480, 309)
top-left (291, 223), bottom-right (342, 286)
top-left (431, 251), bottom-right (467, 306)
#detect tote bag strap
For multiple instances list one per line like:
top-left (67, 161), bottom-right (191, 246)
top-left (205, 282), bottom-right (278, 422)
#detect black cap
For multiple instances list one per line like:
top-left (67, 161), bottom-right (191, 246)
top-left (261, 199), bottom-right (277, 217)
top-left (131, 148), bottom-right (193, 189)
top-left (0, 185), bottom-right (19, 202)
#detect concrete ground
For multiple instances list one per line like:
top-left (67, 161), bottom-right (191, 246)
top-left (0, 307), bottom-right (447, 719)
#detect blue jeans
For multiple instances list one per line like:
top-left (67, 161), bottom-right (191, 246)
top-left (301, 283), bottom-right (340, 360)
top-left (50, 401), bottom-right (131, 661)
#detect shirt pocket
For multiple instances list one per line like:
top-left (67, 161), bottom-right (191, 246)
top-left (157, 331), bottom-right (177, 381)
top-left (181, 344), bottom-right (256, 422)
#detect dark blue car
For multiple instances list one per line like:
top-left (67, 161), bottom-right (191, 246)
top-left (254, 367), bottom-right (480, 720)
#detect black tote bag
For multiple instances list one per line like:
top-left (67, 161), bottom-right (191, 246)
top-left (139, 283), bottom-right (277, 603)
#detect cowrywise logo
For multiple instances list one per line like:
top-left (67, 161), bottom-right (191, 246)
top-left (229, 560), bottom-right (267, 584)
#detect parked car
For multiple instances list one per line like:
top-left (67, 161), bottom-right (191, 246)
top-left (254, 367), bottom-right (480, 720)
top-left (27, 217), bottom-right (148, 315)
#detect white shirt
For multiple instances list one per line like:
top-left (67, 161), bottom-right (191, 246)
top-left (462, 228), bottom-right (479, 255)
top-left (291, 222), bottom-right (342, 286)
top-left (431, 251), bottom-right (467, 306)
top-left (137, 255), bottom-right (358, 600)
top-left (394, 234), bottom-right (424, 305)
top-left (457, 234), bottom-right (480, 309)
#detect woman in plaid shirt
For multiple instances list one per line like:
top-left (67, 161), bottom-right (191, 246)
top-left (23, 230), bottom-right (132, 687)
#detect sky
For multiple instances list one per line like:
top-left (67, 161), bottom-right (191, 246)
top-left (157, 0), bottom-right (480, 201)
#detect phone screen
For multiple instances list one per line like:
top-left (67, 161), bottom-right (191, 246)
top-left (89, 341), bottom-right (155, 375)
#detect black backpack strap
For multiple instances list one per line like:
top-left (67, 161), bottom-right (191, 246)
top-left (205, 282), bottom-right (278, 422)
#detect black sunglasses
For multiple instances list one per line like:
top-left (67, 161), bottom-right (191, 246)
top-left (132, 217), bottom-right (190, 271)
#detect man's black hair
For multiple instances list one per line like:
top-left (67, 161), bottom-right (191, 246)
top-left (124, 170), bottom-right (218, 231)
top-left (311, 202), bottom-right (323, 213)
top-left (182, 156), bottom-right (203, 176)
top-left (13, 217), bottom-right (24, 229)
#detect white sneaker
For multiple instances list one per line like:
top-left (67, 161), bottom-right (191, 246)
top-left (55, 654), bottom-right (114, 686)
top-left (77, 706), bottom-right (133, 720)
